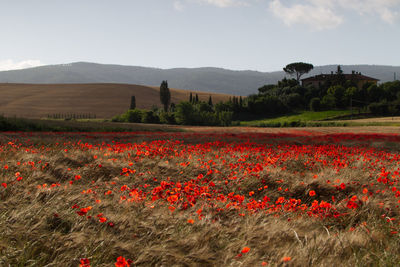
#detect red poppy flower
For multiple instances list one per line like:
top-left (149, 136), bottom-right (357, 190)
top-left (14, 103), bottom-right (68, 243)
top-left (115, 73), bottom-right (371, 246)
top-left (79, 258), bottom-right (90, 267)
top-left (241, 247), bottom-right (250, 253)
top-left (115, 256), bottom-right (130, 267)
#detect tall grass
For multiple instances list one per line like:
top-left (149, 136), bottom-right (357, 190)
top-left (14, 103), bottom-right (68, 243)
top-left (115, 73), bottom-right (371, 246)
top-left (1, 132), bottom-right (400, 266)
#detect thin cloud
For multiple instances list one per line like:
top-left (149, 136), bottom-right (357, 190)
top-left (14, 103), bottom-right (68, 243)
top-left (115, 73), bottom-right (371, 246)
top-left (193, 0), bottom-right (247, 7)
top-left (0, 60), bottom-right (44, 71)
top-left (312, 0), bottom-right (400, 23)
top-left (269, 0), bottom-right (343, 30)
top-left (270, 0), bottom-right (400, 30)
top-left (173, 0), bottom-right (185, 11)
top-left (337, 0), bottom-right (399, 24)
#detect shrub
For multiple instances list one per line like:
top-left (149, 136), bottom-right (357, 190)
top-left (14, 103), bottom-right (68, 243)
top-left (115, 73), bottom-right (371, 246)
top-left (111, 115), bottom-right (125, 122)
top-left (199, 102), bottom-right (213, 113)
top-left (126, 109), bottom-right (142, 123)
top-left (309, 97), bottom-right (321, 111)
top-left (321, 95), bottom-right (336, 110)
top-left (141, 110), bottom-right (160, 124)
top-left (198, 112), bottom-right (219, 126)
top-left (159, 112), bottom-right (176, 125)
top-left (218, 111), bottom-right (233, 126)
top-left (368, 101), bottom-right (389, 116)
top-left (175, 101), bottom-right (196, 125)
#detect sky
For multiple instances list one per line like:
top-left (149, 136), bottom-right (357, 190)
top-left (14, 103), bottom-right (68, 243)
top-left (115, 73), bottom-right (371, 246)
top-left (0, 0), bottom-right (399, 72)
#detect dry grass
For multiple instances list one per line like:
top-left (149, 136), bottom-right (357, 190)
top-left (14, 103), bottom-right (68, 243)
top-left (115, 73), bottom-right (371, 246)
top-left (335, 116), bottom-right (400, 123)
top-left (1, 131), bottom-right (400, 266)
top-left (0, 83), bottom-right (233, 119)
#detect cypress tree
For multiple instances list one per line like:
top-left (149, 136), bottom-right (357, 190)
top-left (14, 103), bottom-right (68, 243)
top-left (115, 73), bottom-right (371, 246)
top-left (208, 95), bottom-right (213, 106)
top-left (195, 94), bottom-right (199, 103)
top-left (130, 95), bottom-right (136, 110)
top-left (189, 92), bottom-right (193, 103)
top-left (160, 80), bottom-right (171, 112)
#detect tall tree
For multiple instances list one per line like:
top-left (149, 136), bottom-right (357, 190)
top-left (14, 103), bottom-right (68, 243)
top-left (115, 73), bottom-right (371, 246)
top-left (130, 95), bottom-right (136, 110)
top-left (208, 95), bottom-right (213, 106)
top-left (160, 80), bottom-right (171, 112)
top-left (195, 94), bottom-right (199, 103)
top-left (189, 92), bottom-right (193, 103)
top-left (283, 62), bottom-right (314, 84)
top-left (334, 65), bottom-right (345, 85)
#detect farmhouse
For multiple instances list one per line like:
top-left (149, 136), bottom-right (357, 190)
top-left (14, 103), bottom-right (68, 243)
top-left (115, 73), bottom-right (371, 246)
top-left (301, 72), bottom-right (379, 89)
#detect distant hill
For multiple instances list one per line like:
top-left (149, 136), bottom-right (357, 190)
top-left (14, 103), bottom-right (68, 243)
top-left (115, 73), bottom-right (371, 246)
top-left (0, 83), bottom-right (232, 118)
top-left (0, 62), bottom-right (398, 95)
top-left (0, 62), bottom-right (282, 95)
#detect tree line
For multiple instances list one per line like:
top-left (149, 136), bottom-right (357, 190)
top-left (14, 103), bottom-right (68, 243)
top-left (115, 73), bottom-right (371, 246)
top-left (113, 63), bottom-right (400, 126)
top-left (247, 63), bottom-right (400, 117)
top-left (113, 80), bottom-right (236, 126)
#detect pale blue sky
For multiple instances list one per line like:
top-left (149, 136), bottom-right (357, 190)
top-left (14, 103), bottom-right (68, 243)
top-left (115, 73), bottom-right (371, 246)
top-left (0, 0), bottom-right (399, 72)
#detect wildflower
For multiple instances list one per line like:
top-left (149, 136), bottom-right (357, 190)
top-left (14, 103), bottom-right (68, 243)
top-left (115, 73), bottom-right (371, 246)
top-left (79, 258), bottom-right (90, 267)
top-left (241, 247), bottom-right (250, 253)
top-left (282, 256), bottom-right (291, 262)
top-left (309, 190), bottom-right (316, 197)
top-left (77, 206), bottom-right (92, 216)
top-left (115, 256), bottom-right (130, 267)
top-left (168, 206), bottom-right (176, 212)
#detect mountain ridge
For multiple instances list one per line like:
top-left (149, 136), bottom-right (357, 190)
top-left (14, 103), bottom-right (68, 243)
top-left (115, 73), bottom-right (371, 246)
top-left (0, 62), bottom-right (398, 95)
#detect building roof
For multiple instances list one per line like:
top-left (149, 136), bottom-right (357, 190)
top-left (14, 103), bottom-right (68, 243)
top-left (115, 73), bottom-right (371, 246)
top-left (302, 73), bottom-right (379, 82)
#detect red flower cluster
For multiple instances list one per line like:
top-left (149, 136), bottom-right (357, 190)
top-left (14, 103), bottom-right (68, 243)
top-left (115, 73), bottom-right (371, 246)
top-left (3, 132), bottom-right (400, 265)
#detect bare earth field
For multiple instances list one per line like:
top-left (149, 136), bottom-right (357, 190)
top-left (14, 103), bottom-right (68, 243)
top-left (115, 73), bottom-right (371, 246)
top-left (1, 128), bottom-right (400, 266)
top-left (0, 83), bottom-right (233, 119)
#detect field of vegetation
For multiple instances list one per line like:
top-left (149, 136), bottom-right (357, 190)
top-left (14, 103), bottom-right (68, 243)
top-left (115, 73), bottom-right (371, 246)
top-left (240, 110), bottom-right (353, 127)
top-left (1, 131), bottom-right (400, 266)
top-left (239, 110), bottom-right (400, 127)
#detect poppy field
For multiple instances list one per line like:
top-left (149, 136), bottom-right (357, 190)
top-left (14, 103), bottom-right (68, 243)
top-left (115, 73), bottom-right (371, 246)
top-left (1, 131), bottom-right (400, 266)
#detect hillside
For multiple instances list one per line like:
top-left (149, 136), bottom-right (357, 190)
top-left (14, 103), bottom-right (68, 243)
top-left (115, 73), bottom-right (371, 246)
top-left (0, 63), bottom-right (280, 96)
top-left (0, 62), bottom-right (399, 95)
top-left (0, 83), bottom-right (232, 119)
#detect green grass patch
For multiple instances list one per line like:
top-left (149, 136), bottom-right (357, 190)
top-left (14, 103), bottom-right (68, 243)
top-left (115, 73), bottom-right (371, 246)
top-left (240, 110), bottom-right (354, 127)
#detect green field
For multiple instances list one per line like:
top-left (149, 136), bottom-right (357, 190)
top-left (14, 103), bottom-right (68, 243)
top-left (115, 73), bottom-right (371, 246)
top-left (240, 110), bottom-right (354, 127)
